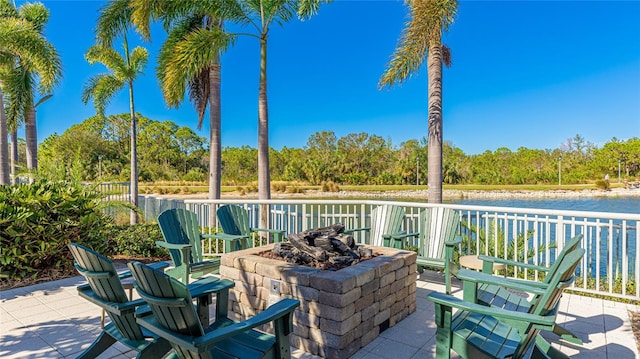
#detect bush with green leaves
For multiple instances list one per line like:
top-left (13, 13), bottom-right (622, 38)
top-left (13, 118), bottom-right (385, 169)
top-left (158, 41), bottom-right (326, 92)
top-left (106, 224), bottom-right (169, 258)
top-left (0, 180), bottom-right (113, 281)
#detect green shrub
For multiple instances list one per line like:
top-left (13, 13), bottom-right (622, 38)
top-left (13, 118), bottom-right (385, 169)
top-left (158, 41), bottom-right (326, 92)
top-left (595, 179), bottom-right (611, 190)
top-left (0, 180), bottom-right (113, 281)
top-left (106, 224), bottom-right (169, 258)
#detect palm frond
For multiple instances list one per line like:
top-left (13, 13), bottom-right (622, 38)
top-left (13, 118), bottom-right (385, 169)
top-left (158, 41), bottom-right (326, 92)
top-left (442, 44), bottom-right (452, 68)
top-left (298, 0), bottom-right (327, 19)
top-left (128, 46), bottom-right (149, 76)
top-left (17, 2), bottom-right (49, 33)
top-left (158, 25), bottom-right (233, 108)
top-left (379, 0), bottom-right (457, 89)
top-left (130, 0), bottom-right (166, 40)
top-left (187, 68), bottom-right (210, 129)
top-left (0, 0), bottom-right (19, 19)
top-left (82, 73), bottom-right (124, 117)
top-left (96, 0), bottom-right (133, 46)
top-left (0, 18), bottom-right (61, 91)
top-left (1, 64), bottom-right (34, 130)
top-left (85, 45), bottom-right (128, 80)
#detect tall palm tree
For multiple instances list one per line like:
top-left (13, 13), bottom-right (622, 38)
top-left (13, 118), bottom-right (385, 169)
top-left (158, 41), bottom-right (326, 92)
top-left (82, 39), bottom-right (148, 225)
top-left (379, 0), bottom-right (456, 203)
top-left (127, 0), bottom-right (233, 202)
top-left (224, 0), bottom-right (327, 201)
top-left (0, 0), bottom-right (61, 185)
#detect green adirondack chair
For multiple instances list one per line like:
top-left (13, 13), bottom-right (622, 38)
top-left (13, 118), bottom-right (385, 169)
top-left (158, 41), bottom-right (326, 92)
top-left (343, 204), bottom-right (407, 247)
top-left (157, 208), bottom-right (221, 284)
top-left (215, 204), bottom-right (286, 252)
top-left (474, 234), bottom-right (584, 344)
top-left (68, 243), bottom-right (172, 359)
top-left (427, 247), bottom-right (585, 359)
top-left (389, 207), bottom-right (462, 294)
top-left (128, 261), bottom-right (300, 359)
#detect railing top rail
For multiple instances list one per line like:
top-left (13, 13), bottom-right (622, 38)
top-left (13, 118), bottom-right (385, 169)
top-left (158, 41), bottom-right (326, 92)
top-left (182, 198), bottom-right (640, 220)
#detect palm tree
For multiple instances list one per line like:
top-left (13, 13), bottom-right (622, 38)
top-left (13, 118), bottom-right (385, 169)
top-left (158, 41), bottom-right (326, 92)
top-left (126, 0), bottom-right (233, 202)
top-left (82, 39), bottom-right (148, 224)
top-left (379, 0), bottom-right (457, 203)
top-left (224, 0), bottom-right (327, 201)
top-left (0, 0), bottom-right (61, 185)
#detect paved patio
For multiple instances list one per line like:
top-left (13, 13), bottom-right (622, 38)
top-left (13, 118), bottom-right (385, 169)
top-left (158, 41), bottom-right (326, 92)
top-left (1, 270), bottom-right (638, 359)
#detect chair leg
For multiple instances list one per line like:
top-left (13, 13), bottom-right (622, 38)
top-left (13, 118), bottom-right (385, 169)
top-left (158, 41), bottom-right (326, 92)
top-left (137, 338), bottom-right (172, 359)
top-left (552, 324), bottom-right (583, 345)
top-left (534, 336), bottom-right (570, 359)
top-left (76, 330), bottom-right (117, 359)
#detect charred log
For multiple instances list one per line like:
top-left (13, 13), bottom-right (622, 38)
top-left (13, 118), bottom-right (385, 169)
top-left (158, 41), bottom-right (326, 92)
top-left (271, 224), bottom-right (375, 270)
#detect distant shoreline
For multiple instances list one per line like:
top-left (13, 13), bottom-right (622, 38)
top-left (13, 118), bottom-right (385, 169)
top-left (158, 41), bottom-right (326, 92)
top-left (158, 187), bottom-right (640, 201)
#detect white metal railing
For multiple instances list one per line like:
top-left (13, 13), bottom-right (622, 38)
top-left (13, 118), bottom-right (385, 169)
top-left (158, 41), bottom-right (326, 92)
top-left (136, 196), bottom-right (640, 301)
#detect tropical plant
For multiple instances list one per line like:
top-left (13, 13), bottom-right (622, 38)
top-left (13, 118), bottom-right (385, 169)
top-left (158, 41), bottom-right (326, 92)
top-left (85, 1), bottom-right (149, 224)
top-left (0, 180), bottom-right (114, 281)
top-left (379, 0), bottom-right (457, 203)
top-left (126, 0), bottom-right (232, 202)
top-left (224, 0), bottom-right (328, 201)
top-left (461, 220), bottom-right (555, 278)
top-left (0, 0), bottom-right (61, 184)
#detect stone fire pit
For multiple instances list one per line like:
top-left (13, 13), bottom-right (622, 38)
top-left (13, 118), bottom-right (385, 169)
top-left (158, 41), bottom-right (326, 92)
top-left (220, 244), bottom-right (417, 358)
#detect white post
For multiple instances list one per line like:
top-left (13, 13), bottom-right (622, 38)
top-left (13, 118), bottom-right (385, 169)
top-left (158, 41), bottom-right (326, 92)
top-left (558, 157), bottom-right (562, 186)
top-left (416, 156), bottom-right (419, 186)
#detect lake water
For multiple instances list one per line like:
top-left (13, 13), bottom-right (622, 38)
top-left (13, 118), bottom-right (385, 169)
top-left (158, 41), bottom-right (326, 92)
top-left (445, 197), bottom-right (639, 214)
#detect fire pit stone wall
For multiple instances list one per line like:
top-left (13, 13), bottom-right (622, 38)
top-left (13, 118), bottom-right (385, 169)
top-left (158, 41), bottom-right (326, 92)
top-left (219, 244), bottom-right (417, 358)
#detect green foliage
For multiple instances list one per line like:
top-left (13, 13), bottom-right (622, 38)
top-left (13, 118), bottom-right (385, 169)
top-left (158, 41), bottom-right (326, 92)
top-left (0, 180), bottom-right (113, 280)
top-left (38, 121), bottom-right (640, 187)
top-left (461, 220), bottom-right (555, 277)
top-left (106, 224), bottom-right (169, 258)
top-left (321, 181), bottom-right (340, 192)
top-left (595, 179), bottom-right (611, 190)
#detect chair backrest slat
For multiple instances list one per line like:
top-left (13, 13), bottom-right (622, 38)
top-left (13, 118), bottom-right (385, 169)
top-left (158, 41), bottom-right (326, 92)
top-left (369, 205), bottom-right (405, 246)
top-left (541, 234), bottom-right (583, 284)
top-left (128, 262), bottom-right (204, 338)
top-left (420, 207), bottom-right (460, 259)
top-left (68, 243), bottom-right (144, 340)
top-left (217, 204), bottom-right (252, 236)
top-left (158, 208), bottom-right (205, 264)
top-left (515, 248), bottom-right (584, 357)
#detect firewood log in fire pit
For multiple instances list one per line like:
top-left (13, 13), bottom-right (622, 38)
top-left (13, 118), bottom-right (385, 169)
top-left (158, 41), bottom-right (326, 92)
top-left (273, 223), bottom-right (374, 268)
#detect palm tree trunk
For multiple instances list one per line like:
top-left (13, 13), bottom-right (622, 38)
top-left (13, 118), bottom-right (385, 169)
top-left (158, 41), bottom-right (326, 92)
top-left (258, 35), bottom-right (271, 231)
top-left (10, 130), bottom-right (18, 182)
top-left (25, 104), bottom-right (37, 180)
top-left (128, 82), bottom-right (139, 224)
top-left (208, 62), bottom-right (221, 200)
top-left (0, 86), bottom-right (10, 185)
top-left (427, 42), bottom-right (443, 203)
top-left (258, 35), bottom-right (271, 200)
top-left (25, 105), bottom-right (36, 169)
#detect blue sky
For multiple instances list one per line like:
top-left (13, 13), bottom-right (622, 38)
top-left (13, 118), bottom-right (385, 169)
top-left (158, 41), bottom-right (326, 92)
top-left (19, 0), bottom-right (640, 155)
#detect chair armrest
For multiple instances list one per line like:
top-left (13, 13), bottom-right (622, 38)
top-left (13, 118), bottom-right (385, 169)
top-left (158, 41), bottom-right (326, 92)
top-left (77, 286), bottom-right (146, 315)
top-left (209, 233), bottom-right (248, 242)
top-left (343, 227), bottom-right (371, 235)
top-left (444, 236), bottom-right (462, 246)
top-left (251, 228), bottom-right (286, 242)
top-left (477, 254), bottom-right (551, 273)
top-left (456, 268), bottom-right (547, 295)
top-left (382, 231), bottom-right (406, 239)
top-left (427, 292), bottom-right (555, 327)
top-left (116, 262), bottom-right (169, 281)
top-left (193, 298), bottom-right (300, 351)
top-left (155, 241), bottom-right (191, 250)
top-left (389, 231), bottom-right (420, 240)
top-left (188, 277), bottom-right (235, 298)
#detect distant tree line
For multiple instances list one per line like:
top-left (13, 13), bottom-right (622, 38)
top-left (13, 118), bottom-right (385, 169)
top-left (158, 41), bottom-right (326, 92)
top-left (32, 114), bottom-right (639, 186)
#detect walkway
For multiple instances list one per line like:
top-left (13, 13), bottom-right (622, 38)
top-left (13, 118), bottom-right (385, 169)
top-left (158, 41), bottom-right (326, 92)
top-left (1, 271), bottom-right (638, 358)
